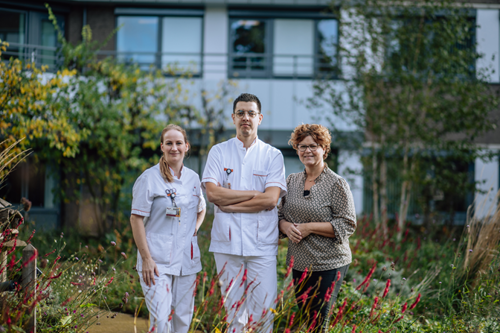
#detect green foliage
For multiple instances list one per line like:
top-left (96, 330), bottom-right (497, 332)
top-left (14, 206), bottom-right (498, 332)
top-left (0, 40), bottom-right (84, 164)
top-left (311, 0), bottom-right (499, 235)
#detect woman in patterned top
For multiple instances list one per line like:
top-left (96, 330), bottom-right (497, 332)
top-left (278, 124), bottom-right (357, 331)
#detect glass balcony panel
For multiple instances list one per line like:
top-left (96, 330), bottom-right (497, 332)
top-left (231, 19), bottom-right (266, 72)
top-left (162, 17), bottom-right (202, 75)
top-left (273, 19), bottom-right (314, 76)
top-left (117, 16), bottom-right (158, 68)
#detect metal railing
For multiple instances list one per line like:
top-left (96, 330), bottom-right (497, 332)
top-left (2, 42), bottom-right (339, 79)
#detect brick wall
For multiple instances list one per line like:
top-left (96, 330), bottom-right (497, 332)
top-left (87, 6), bottom-right (116, 51)
top-left (67, 6), bottom-right (83, 46)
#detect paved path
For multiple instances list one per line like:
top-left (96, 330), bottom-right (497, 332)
top-left (87, 312), bottom-right (150, 333)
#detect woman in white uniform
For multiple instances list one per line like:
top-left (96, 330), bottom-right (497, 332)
top-left (130, 124), bottom-right (206, 333)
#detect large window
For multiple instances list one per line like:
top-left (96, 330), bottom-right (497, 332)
top-left (0, 7), bottom-right (64, 68)
top-left (116, 11), bottom-right (203, 74)
top-left (0, 9), bottom-right (26, 60)
top-left (229, 14), bottom-right (338, 78)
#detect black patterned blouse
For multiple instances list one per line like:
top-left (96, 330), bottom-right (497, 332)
top-left (278, 167), bottom-right (357, 272)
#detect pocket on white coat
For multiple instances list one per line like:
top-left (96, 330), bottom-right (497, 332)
top-left (257, 216), bottom-right (279, 245)
top-left (146, 233), bottom-right (173, 265)
top-left (191, 236), bottom-right (201, 261)
top-left (252, 169), bottom-right (268, 192)
top-left (211, 219), bottom-right (231, 242)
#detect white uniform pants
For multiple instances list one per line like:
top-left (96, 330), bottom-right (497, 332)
top-left (214, 253), bottom-right (277, 333)
top-left (139, 273), bottom-right (197, 333)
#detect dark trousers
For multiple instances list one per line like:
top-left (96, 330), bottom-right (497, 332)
top-left (292, 264), bottom-right (349, 332)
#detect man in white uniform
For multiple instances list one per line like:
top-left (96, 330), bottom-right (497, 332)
top-left (202, 93), bottom-right (286, 332)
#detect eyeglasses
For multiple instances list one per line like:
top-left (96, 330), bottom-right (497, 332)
top-left (297, 144), bottom-right (320, 152)
top-left (234, 110), bottom-right (260, 118)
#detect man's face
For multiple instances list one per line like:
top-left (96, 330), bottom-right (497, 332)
top-left (232, 101), bottom-right (263, 138)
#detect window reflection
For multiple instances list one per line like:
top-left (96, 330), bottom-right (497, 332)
top-left (41, 20), bottom-right (57, 65)
top-left (117, 16), bottom-right (158, 68)
top-left (231, 20), bottom-right (267, 71)
top-left (317, 19), bottom-right (338, 73)
top-left (0, 10), bottom-right (25, 60)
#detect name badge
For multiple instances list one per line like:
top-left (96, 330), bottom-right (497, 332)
top-left (166, 207), bottom-right (181, 217)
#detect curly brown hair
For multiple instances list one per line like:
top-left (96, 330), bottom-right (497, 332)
top-left (289, 124), bottom-right (331, 160)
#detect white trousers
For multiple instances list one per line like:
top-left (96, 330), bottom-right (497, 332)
top-left (139, 273), bottom-right (197, 333)
top-left (214, 253), bottom-right (277, 333)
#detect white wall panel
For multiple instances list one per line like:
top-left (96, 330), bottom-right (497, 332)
top-left (203, 6), bottom-right (228, 80)
top-left (338, 150), bottom-right (364, 215)
top-left (475, 153), bottom-right (499, 219)
top-left (228, 79), bottom-right (351, 131)
top-left (477, 9), bottom-right (500, 83)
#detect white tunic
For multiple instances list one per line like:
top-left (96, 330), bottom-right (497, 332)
top-left (201, 137), bottom-right (287, 256)
top-left (131, 164), bottom-right (206, 276)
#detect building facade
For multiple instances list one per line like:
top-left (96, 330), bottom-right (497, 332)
top-left (1, 0), bottom-right (499, 229)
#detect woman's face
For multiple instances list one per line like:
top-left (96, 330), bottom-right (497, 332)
top-left (161, 130), bottom-right (189, 165)
top-left (297, 135), bottom-right (325, 168)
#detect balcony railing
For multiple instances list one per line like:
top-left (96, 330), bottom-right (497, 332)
top-left (2, 42), bottom-right (339, 79)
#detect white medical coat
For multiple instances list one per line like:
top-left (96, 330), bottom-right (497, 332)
top-left (201, 137), bottom-right (287, 256)
top-left (131, 164), bottom-right (206, 276)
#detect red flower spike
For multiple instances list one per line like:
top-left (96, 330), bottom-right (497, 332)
top-left (298, 286), bottom-right (312, 304)
top-left (298, 267), bottom-right (308, 284)
top-left (306, 311), bottom-right (317, 333)
top-left (394, 315), bottom-right (404, 323)
top-left (225, 278), bottom-right (234, 293)
top-left (8, 254), bottom-right (16, 270)
top-left (240, 269), bottom-right (247, 287)
top-left (401, 302), bottom-right (408, 314)
top-left (22, 250), bottom-right (38, 268)
top-left (44, 249), bottom-right (56, 257)
top-left (105, 277), bottom-right (114, 287)
top-left (208, 280), bottom-right (215, 296)
top-left (26, 230), bottom-right (36, 244)
top-left (369, 297), bottom-right (379, 318)
top-left (382, 279), bottom-right (391, 298)
top-left (288, 313), bottom-right (295, 327)
top-left (331, 298), bottom-right (347, 327)
top-left (409, 293), bottom-right (421, 310)
top-left (356, 263), bottom-right (377, 290)
top-left (351, 325), bottom-right (357, 333)
top-left (324, 280), bottom-right (336, 303)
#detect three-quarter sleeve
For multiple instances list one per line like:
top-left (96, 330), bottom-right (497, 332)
top-left (328, 177), bottom-right (357, 245)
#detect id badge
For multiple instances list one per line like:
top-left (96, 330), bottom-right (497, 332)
top-left (166, 207), bottom-right (181, 217)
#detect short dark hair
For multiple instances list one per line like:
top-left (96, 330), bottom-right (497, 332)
top-left (233, 93), bottom-right (261, 113)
